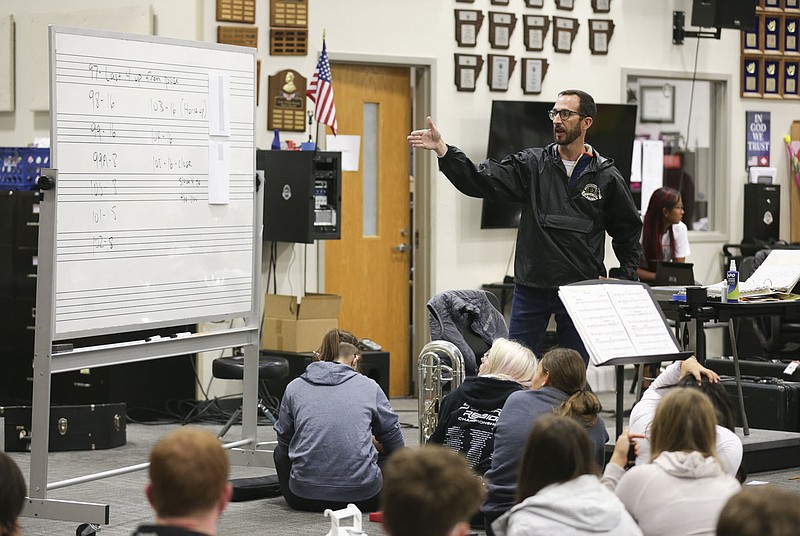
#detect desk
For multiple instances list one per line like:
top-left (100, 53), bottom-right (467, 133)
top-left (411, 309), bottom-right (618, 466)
top-left (666, 299), bottom-right (800, 435)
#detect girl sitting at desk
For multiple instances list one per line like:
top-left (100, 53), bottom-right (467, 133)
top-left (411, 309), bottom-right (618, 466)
top-left (638, 187), bottom-right (691, 284)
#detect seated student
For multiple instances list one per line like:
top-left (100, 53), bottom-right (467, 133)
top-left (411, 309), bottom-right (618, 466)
top-left (493, 415), bottom-right (642, 536)
top-left (429, 337), bottom-right (536, 475)
top-left (381, 445), bottom-right (485, 536)
top-left (133, 428), bottom-right (232, 536)
top-left (274, 329), bottom-right (405, 512)
top-left (603, 389), bottom-right (740, 536)
top-left (637, 187), bottom-right (691, 284)
top-left (0, 452), bottom-right (26, 536)
top-left (628, 357), bottom-right (743, 479)
top-left (716, 486), bottom-right (800, 536)
top-left (481, 348), bottom-right (608, 535)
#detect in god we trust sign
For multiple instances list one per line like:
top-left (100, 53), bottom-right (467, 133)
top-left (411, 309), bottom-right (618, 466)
top-left (746, 111), bottom-right (771, 170)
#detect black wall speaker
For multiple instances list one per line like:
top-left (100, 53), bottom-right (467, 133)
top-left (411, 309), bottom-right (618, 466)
top-left (743, 183), bottom-right (780, 247)
top-left (691, 0), bottom-right (757, 30)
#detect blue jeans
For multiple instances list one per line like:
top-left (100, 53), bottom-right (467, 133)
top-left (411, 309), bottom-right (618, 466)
top-left (508, 284), bottom-right (589, 366)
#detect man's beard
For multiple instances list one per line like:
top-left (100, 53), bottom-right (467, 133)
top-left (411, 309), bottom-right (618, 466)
top-left (553, 123), bottom-right (580, 145)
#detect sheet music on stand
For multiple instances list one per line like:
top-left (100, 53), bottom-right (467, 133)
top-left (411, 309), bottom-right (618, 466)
top-left (559, 280), bottom-right (688, 367)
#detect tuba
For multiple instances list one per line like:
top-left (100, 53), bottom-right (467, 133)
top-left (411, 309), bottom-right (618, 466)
top-left (417, 340), bottom-right (465, 444)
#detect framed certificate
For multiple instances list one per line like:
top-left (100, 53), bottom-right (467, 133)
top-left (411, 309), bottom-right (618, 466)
top-left (783, 60), bottom-right (799, 97)
top-left (552, 17), bottom-right (579, 53)
top-left (455, 9), bottom-right (484, 47)
top-left (525, 0), bottom-right (544, 6)
top-left (488, 54), bottom-right (516, 91)
top-left (454, 54), bottom-right (484, 92)
top-left (640, 85), bottom-right (675, 123)
top-left (521, 58), bottom-right (548, 94)
top-left (523, 15), bottom-right (550, 51)
top-left (589, 19), bottom-right (615, 54)
top-left (489, 12), bottom-right (517, 49)
top-left (592, 0), bottom-right (611, 13)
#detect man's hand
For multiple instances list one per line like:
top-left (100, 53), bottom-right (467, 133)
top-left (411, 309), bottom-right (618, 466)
top-left (679, 356), bottom-right (720, 385)
top-left (407, 116), bottom-right (448, 157)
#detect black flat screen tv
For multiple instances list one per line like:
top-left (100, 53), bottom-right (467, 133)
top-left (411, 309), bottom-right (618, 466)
top-left (480, 100), bottom-right (638, 229)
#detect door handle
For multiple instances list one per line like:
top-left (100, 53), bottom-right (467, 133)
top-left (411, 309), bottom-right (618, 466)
top-left (392, 243), bottom-right (408, 253)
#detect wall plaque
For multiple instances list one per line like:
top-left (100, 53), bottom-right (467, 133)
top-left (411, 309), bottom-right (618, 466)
top-left (454, 53), bottom-right (484, 91)
top-left (267, 69), bottom-right (307, 131)
top-left (785, 17), bottom-right (799, 53)
top-left (525, 0), bottom-right (544, 7)
top-left (589, 19), bottom-right (615, 54)
top-left (217, 26), bottom-right (258, 48)
top-left (270, 0), bottom-right (308, 27)
top-left (522, 58), bottom-right (548, 94)
top-left (216, 0), bottom-right (256, 23)
top-left (743, 15), bottom-right (762, 52)
top-left (592, 0), bottom-right (611, 13)
top-left (784, 59), bottom-right (799, 97)
top-left (764, 0), bottom-right (781, 9)
top-left (555, 0), bottom-right (575, 10)
top-left (764, 58), bottom-right (781, 95)
top-left (524, 15), bottom-right (550, 51)
top-left (488, 54), bottom-right (516, 92)
top-left (743, 56), bottom-right (762, 96)
top-left (552, 17), bottom-right (579, 53)
top-left (270, 28), bottom-right (308, 55)
top-left (786, 0), bottom-right (800, 9)
top-left (489, 12), bottom-right (517, 49)
top-left (490, 0), bottom-right (510, 5)
top-left (764, 16), bottom-right (781, 52)
top-left (455, 9), bottom-right (484, 47)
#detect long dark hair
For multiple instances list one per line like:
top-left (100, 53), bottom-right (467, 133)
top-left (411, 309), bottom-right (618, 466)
top-left (316, 329), bottom-right (358, 362)
top-left (678, 375), bottom-right (737, 432)
top-left (540, 348), bottom-right (602, 426)
top-left (642, 187), bottom-right (681, 268)
top-left (515, 414), bottom-right (599, 502)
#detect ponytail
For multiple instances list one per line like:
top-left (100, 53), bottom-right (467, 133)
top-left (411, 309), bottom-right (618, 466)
top-left (555, 389), bottom-right (602, 426)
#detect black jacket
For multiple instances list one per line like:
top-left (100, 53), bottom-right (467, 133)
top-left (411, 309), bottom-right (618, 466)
top-left (428, 375), bottom-right (524, 475)
top-left (438, 143), bottom-right (642, 287)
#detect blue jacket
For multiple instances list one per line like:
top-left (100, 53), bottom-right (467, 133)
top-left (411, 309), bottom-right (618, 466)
top-left (482, 387), bottom-right (609, 518)
top-left (274, 361), bottom-right (404, 502)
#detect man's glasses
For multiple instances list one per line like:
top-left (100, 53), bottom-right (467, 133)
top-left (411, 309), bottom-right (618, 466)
top-left (548, 109), bottom-right (585, 121)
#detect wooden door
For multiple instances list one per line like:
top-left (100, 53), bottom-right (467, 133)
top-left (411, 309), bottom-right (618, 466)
top-left (325, 64), bottom-right (411, 396)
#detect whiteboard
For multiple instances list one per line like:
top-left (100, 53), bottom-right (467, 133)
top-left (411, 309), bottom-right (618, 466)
top-left (49, 26), bottom-right (257, 338)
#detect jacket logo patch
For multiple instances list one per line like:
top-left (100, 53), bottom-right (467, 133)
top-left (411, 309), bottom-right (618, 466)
top-left (581, 184), bottom-right (602, 201)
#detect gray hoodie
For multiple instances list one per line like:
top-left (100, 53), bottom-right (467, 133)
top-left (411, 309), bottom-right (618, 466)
top-left (493, 474), bottom-right (643, 536)
top-left (274, 361), bottom-right (404, 502)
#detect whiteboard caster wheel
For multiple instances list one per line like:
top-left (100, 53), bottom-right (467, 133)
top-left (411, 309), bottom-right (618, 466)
top-left (76, 522), bottom-right (100, 536)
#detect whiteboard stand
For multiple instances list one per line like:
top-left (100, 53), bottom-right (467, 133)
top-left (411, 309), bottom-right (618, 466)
top-left (24, 26), bottom-right (263, 526)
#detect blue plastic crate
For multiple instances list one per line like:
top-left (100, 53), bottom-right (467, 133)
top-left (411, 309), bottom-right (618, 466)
top-left (0, 147), bottom-right (50, 191)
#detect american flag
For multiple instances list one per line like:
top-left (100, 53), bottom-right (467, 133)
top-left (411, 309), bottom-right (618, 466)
top-left (306, 39), bottom-right (338, 135)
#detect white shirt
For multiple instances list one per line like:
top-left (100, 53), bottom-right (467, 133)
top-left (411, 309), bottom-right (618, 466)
top-left (661, 221), bottom-right (690, 261)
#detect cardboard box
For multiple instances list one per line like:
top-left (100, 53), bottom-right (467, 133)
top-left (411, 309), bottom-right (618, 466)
top-left (261, 293), bottom-right (341, 352)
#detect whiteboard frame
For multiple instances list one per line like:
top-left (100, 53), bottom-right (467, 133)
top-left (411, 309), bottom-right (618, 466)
top-left (48, 25), bottom-right (260, 340)
top-left (24, 26), bottom-right (266, 526)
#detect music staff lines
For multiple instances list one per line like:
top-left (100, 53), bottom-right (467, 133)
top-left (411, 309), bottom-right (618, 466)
top-left (56, 76), bottom-right (254, 98)
top-left (57, 285), bottom-right (251, 310)
top-left (56, 276), bottom-right (252, 299)
top-left (56, 295), bottom-right (252, 322)
top-left (57, 245), bottom-right (253, 263)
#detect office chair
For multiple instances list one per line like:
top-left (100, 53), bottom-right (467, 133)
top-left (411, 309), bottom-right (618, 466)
top-left (212, 351), bottom-right (289, 438)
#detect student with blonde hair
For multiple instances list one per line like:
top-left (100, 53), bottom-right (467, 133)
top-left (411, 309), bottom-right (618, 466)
top-left (382, 446), bottom-right (485, 536)
top-left (482, 347), bottom-right (608, 535)
top-left (133, 428), bottom-right (232, 536)
top-left (493, 415), bottom-right (641, 536)
top-left (603, 388), bottom-right (740, 536)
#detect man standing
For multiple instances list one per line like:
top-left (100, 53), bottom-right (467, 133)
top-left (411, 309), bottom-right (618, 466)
top-left (408, 90), bottom-right (642, 365)
top-left (132, 428), bottom-right (232, 536)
